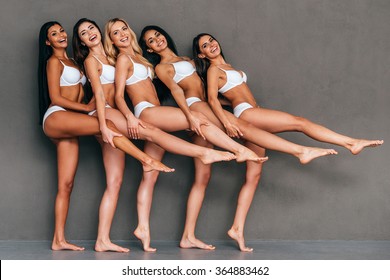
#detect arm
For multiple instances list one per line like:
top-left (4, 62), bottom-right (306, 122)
top-left (114, 55), bottom-right (145, 139)
top-left (84, 57), bottom-right (121, 147)
top-left (46, 58), bottom-right (92, 112)
top-left (207, 66), bottom-right (242, 138)
top-left (156, 64), bottom-right (208, 139)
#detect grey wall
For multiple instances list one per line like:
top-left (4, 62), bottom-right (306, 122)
top-left (0, 0), bottom-right (389, 241)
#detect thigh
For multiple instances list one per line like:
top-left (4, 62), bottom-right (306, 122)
top-left (55, 138), bottom-right (79, 185)
top-left (140, 106), bottom-right (191, 132)
top-left (240, 107), bottom-right (299, 133)
top-left (45, 111), bottom-right (100, 139)
top-left (190, 102), bottom-right (224, 130)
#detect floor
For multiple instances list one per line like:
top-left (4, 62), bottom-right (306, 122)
top-left (1, 240), bottom-right (390, 260)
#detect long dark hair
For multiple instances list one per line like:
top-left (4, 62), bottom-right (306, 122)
top-left (38, 21), bottom-right (61, 125)
top-left (139, 25), bottom-right (178, 103)
top-left (72, 18), bottom-right (102, 69)
top-left (192, 33), bottom-right (225, 96)
top-left (72, 18), bottom-right (102, 102)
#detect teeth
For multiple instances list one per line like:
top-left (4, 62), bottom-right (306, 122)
top-left (90, 35), bottom-right (97, 41)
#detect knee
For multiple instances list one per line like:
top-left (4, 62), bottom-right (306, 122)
top-left (106, 175), bottom-right (123, 192)
top-left (141, 170), bottom-right (160, 185)
top-left (58, 180), bottom-right (74, 196)
top-left (293, 116), bottom-right (309, 131)
top-left (246, 167), bottom-right (263, 185)
top-left (237, 119), bottom-right (255, 135)
top-left (195, 169), bottom-right (211, 186)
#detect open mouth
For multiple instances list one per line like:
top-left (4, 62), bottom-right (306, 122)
top-left (211, 46), bottom-right (217, 53)
top-left (59, 38), bottom-right (67, 43)
top-left (120, 37), bottom-right (128, 42)
top-left (89, 34), bottom-right (97, 41)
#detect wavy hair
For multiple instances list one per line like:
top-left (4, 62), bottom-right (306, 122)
top-left (104, 18), bottom-right (153, 74)
top-left (192, 33), bottom-right (226, 96)
top-left (38, 21), bottom-right (61, 125)
top-left (72, 18), bottom-right (102, 69)
top-left (139, 25), bottom-right (179, 103)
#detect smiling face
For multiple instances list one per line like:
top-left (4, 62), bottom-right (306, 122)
top-left (109, 20), bottom-right (132, 48)
top-left (144, 29), bottom-right (167, 53)
top-left (78, 21), bottom-right (101, 48)
top-left (46, 24), bottom-right (67, 49)
top-left (197, 35), bottom-right (221, 59)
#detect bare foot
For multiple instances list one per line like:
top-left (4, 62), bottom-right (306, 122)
top-left (180, 237), bottom-right (215, 250)
top-left (134, 227), bottom-right (156, 252)
top-left (299, 147), bottom-right (338, 164)
top-left (235, 147), bottom-right (269, 163)
top-left (349, 139), bottom-right (384, 155)
top-left (51, 240), bottom-right (85, 251)
top-left (142, 157), bottom-right (175, 173)
top-left (227, 228), bottom-right (253, 252)
top-left (200, 149), bottom-right (236, 164)
top-left (95, 240), bottom-right (130, 253)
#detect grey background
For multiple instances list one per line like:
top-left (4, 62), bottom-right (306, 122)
top-left (0, 0), bottom-right (388, 242)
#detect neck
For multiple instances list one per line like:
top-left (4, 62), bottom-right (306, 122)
top-left (208, 55), bottom-right (226, 66)
top-left (88, 43), bottom-right (106, 56)
top-left (52, 48), bottom-right (68, 60)
top-left (119, 45), bottom-right (136, 56)
top-left (159, 47), bottom-right (178, 62)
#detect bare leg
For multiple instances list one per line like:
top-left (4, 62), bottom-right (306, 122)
top-left (240, 107), bottom-right (383, 154)
top-left (45, 110), bottom-right (173, 172)
top-left (140, 106), bottom-right (267, 163)
top-left (191, 101), bottom-right (337, 164)
top-left (95, 142), bottom-right (129, 253)
top-left (134, 141), bottom-right (165, 252)
top-left (103, 108), bottom-right (235, 164)
top-left (51, 138), bottom-right (84, 251)
top-left (180, 136), bottom-right (215, 250)
top-left (228, 142), bottom-right (265, 252)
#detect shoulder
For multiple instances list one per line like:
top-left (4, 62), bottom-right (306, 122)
top-left (155, 63), bottom-right (172, 77)
top-left (208, 64), bottom-right (220, 75)
top-left (46, 56), bottom-right (61, 67)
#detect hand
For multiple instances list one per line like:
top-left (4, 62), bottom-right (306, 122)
top-left (101, 126), bottom-right (122, 148)
top-left (126, 115), bottom-right (146, 139)
top-left (188, 114), bottom-right (209, 140)
top-left (224, 122), bottom-right (243, 138)
top-left (86, 100), bottom-right (96, 112)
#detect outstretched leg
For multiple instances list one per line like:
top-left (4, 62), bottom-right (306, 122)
top-left (140, 106), bottom-right (267, 163)
top-left (104, 108), bottom-right (236, 164)
top-left (228, 142), bottom-right (265, 252)
top-left (51, 138), bottom-right (84, 251)
top-left (44, 110), bottom-right (173, 172)
top-left (240, 107), bottom-right (383, 154)
top-left (134, 141), bottom-right (165, 252)
top-left (95, 141), bottom-right (129, 253)
top-left (180, 135), bottom-right (215, 250)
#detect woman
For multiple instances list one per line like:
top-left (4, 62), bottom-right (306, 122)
top-left (193, 33), bottom-right (383, 156)
top-left (72, 19), bottom-right (238, 252)
top-left (193, 32), bottom-right (384, 250)
top-left (139, 26), bottom-right (340, 252)
top-left (38, 21), bottom-right (173, 251)
top-left (104, 18), bottom-right (268, 252)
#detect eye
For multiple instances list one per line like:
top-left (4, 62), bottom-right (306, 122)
top-left (80, 31), bottom-right (86, 36)
top-left (90, 26), bottom-right (94, 30)
top-left (113, 31), bottom-right (118, 35)
top-left (123, 26), bottom-right (128, 31)
top-left (148, 39), bottom-right (154, 44)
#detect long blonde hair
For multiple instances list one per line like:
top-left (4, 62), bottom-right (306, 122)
top-left (104, 18), bottom-right (154, 76)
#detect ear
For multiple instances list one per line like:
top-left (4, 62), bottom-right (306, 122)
top-left (45, 40), bottom-right (51, 46)
top-left (81, 42), bottom-right (86, 46)
top-left (147, 49), bottom-right (153, 53)
top-left (197, 53), bottom-right (205, 58)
